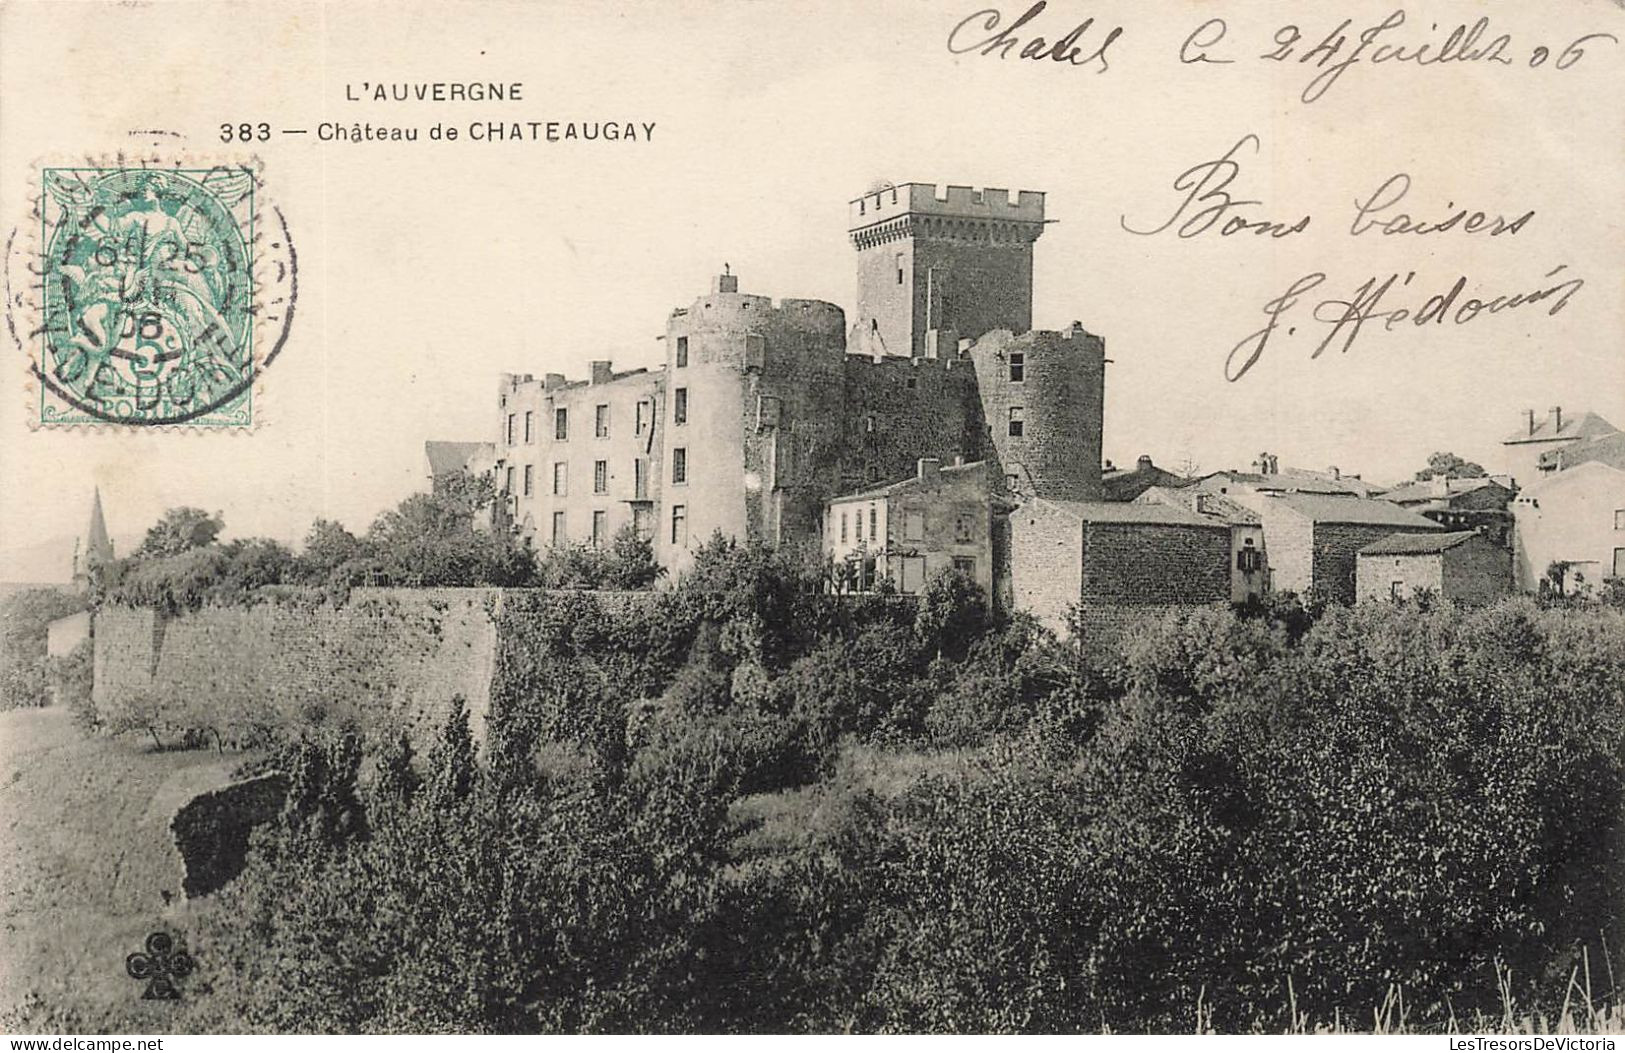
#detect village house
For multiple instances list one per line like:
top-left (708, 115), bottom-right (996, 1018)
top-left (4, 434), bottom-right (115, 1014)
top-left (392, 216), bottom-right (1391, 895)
top-left (1501, 406), bottom-right (1617, 489)
top-left (1136, 485), bottom-right (1267, 603)
top-left (1511, 460), bottom-right (1625, 593)
top-left (1101, 455), bottom-right (1187, 502)
top-left (1185, 454), bottom-right (1385, 505)
top-left (1379, 476), bottom-right (1515, 549)
top-left (1355, 530), bottom-right (1511, 606)
top-left (824, 458), bottom-right (998, 599)
top-left (1254, 493), bottom-right (1443, 605)
top-left (1535, 430), bottom-right (1625, 476)
top-left (1009, 498), bottom-right (1230, 634)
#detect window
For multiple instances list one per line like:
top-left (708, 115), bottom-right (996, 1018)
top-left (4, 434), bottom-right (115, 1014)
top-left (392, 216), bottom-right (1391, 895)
top-left (1615, 509), bottom-right (1625, 530)
top-left (672, 447), bottom-right (687, 484)
top-left (1390, 581), bottom-right (1404, 601)
top-left (552, 462), bottom-right (567, 496)
top-left (592, 510), bottom-right (608, 547)
top-left (594, 460), bottom-right (608, 494)
top-left (840, 511), bottom-right (848, 544)
top-left (523, 464), bottom-right (534, 497)
top-left (865, 414), bottom-right (876, 434)
top-left (1614, 547), bottom-right (1625, 576)
top-left (1009, 352), bottom-right (1025, 383)
top-left (866, 464), bottom-right (880, 483)
top-left (904, 511), bottom-right (925, 542)
top-left (1008, 406), bottom-right (1025, 437)
top-left (954, 513), bottom-right (974, 544)
top-left (906, 377), bottom-right (917, 390)
top-left (552, 511), bottom-right (566, 545)
top-left (869, 505), bottom-right (877, 540)
top-left (952, 556), bottom-right (976, 577)
top-left (554, 407), bottom-right (568, 441)
top-left (855, 509), bottom-right (863, 541)
top-left (1005, 473), bottom-right (1020, 492)
top-left (636, 400), bottom-right (650, 435)
top-left (671, 504), bottom-right (687, 545)
top-left (595, 404), bottom-right (609, 438)
top-left (504, 466), bottom-right (515, 494)
top-left (674, 387), bottom-right (688, 425)
top-left (506, 413), bottom-right (516, 445)
top-left (675, 336), bottom-right (689, 368)
top-left (899, 556), bottom-right (926, 594)
top-left (634, 458), bottom-right (649, 500)
top-left (896, 252), bottom-right (905, 285)
top-left (633, 505), bottom-right (652, 542)
top-left (524, 410), bottom-right (534, 443)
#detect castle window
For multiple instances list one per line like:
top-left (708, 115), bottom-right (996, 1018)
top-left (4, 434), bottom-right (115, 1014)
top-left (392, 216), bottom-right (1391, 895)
top-left (555, 407), bottom-right (569, 441)
top-left (595, 404), bottom-right (609, 438)
top-left (671, 504), bottom-right (687, 545)
top-left (1615, 509), bottom-right (1625, 530)
top-left (952, 556), bottom-right (976, 577)
top-left (866, 464), bottom-right (880, 483)
top-left (636, 400), bottom-right (650, 435)
top-left (906, 377), bottom-right (917, 390)
top-left (1009, 352), bottom-right (1025, 383)
top-left (676, 336), bottom-right (689, 368)
top-left (504, 466), bottom-right (515, 494)
top-left (592, 510), bottom-right (608, 547)
top-left (524, 410), bottom-right (534, 443)
top-left (552, 511), bottom-right (567, 545)
top-left (1008, 406), bottom-right (1025, 437)
top-left (506, 414), bottom-right (516, 445)
top-left (634, 458), bottom-right (649, 500)
top-left (865, 414), bottom-right (876, 434)
top-left (896, 252), bottom-right (905, 285)
top-left (552, 462), bottom-right (568, 496)
top-left (954, 514), bottom-right (974, 544)
top-left (523, 464), bottom-right (534, 497)
top-left (672, 447), bottom-right (688, 485)
top-left (594, 460), bottom-right (608, 494)
top-left (674, 387), bottom-right (688, 426)
top-left (905, 511), bottom-right (925, 542)
top-left (1005, 473), bottom-right (1019, 491)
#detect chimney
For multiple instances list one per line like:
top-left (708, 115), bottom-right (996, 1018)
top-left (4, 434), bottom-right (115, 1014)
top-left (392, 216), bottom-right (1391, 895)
top-left (1328, 465), bottom-right (1340, 480)
top-left (1136, 454), bottom-right (1154, 472)
top-left (951, 454), bottom-right (965, 467)
top-left (1267, 454), bottom-right (1280, 474)
top-left (713, 264), bottom-right (738, 294)
top-left (1525, 408), bottom-right (1537, 436)
top-left (1548, 406), bottom-right (1563, 433)
top-left (543, 372), bottom-right (566, 389)
top-left (917, 457), bottom-right (941, 483)
top-left (590, 360), bottom-right (613, 385)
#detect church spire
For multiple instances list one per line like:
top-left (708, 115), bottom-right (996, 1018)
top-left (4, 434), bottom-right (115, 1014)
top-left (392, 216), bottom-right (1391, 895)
top-left (76, 488), bottom-right (114, 586)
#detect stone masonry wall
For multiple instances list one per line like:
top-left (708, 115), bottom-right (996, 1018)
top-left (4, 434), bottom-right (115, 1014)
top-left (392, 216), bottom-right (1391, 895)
top-left (1312, 523), bottom-right (1439, 606)
top-left (1080, 522), bottom-right (1231, 606)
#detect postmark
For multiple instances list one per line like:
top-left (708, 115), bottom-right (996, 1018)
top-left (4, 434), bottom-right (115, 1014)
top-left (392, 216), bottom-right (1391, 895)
top-left (6, 155), bottom-right (296, 429)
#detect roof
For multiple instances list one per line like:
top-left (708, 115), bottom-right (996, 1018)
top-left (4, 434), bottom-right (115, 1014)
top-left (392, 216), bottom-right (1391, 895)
top-left (1518, 458), bottom-right (1625, 499)
top-left (1037, 498), bottom-right (1227, 530)
top-left (1539, 431), bottom-right (1625, 473)
top-left (1136, 485), bottom-right (1261, 526)
top-left (1359, 530), bottom-right (1482, 556)
top-left (425, 440), bottom-right (495, 479)
top-left (1264, 492), bottom-right (1445, 528)
top-left (1193, 470), bottom-right (1378, 497)
top-left (830, 461), bottom-right (986, 503)
top-left (1381, 477), bottom-right (1507, 504)
top-left (1102, 464), bottom-right (1188, 502)
top-left (1503, 410), bottom-right (1617, 445)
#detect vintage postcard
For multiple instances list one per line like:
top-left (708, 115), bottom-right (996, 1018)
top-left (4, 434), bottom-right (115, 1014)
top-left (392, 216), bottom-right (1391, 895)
top-left (1, 0), bottom-right (1622, 1038)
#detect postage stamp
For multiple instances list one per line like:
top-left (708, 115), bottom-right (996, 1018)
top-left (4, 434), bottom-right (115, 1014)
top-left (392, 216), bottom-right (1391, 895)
top-left (13, 159), bottom-right (295, 428)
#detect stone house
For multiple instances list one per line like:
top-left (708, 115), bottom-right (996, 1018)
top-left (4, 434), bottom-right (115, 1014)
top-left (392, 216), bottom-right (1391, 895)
top-left (825, 458), bottom-right (995, 599)
top-left (1010, 497), bottom-right (1230, 633)
top-left (1101, 455), bottom-right (1188, 502)
top-left (1380, 476), bottom-right (1515, 549)
top-left (1511, 460), bottom-right (1625, 592)
top-left (1355, 530), bottom-right (1511, 605)
top-left (1136, 485), bottom-right (1267, 603)
top-left (1255, 493), bottom-right (1444, 605)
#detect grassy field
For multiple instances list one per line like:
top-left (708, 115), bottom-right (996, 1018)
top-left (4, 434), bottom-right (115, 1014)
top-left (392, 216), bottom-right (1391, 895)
top-left (0, 705), bottom-right (248, 1028)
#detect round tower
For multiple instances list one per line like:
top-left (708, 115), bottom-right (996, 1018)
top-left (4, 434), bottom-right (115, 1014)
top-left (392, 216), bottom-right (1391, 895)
top-left (969, 322), bottom-right (1105, 501)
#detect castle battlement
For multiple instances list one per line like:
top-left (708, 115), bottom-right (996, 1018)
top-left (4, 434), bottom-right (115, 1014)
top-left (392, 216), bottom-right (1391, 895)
top-left (849, 183), bottom-right (1046, 234)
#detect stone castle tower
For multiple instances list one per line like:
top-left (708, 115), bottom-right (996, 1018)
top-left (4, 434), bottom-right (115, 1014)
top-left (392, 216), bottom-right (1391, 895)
top-left (847, 183), bottom-right (1047, 360)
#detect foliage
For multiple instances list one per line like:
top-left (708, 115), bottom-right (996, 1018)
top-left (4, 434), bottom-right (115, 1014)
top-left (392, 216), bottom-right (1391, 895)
top-left (133, 507), bottom-right (224, 558)
top-left (0, 587), bottom-right (88, 709)
top-left (1414, 451), bottom-right (1488, 481)
top-left (534, 526), bottom-right (664, 591)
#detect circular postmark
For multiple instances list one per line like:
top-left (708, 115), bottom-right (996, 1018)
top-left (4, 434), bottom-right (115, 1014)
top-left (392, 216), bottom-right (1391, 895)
top-left (6, 153), bottom-right (296, 429)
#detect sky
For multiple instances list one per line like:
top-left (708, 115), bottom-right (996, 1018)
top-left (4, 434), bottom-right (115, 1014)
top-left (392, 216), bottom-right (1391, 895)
top-left (1, 0), bottom-right (1621, 580)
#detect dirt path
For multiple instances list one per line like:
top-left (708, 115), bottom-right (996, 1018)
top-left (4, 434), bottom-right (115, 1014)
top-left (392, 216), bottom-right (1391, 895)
top-left (0, 707), bottom-right (244, 1024)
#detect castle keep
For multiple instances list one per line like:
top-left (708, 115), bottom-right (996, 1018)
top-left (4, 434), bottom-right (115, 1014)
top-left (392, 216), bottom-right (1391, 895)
top-left (436, 182), bottom-right (1107, 575)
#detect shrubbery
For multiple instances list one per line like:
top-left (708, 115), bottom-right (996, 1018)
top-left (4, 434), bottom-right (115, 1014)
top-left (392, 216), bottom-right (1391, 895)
top-left (0, 587), bottom-right (88, 709)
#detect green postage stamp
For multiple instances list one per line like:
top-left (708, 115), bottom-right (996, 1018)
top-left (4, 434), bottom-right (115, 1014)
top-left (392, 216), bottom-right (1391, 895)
top-left (28, 162), bottom-right (292, 428)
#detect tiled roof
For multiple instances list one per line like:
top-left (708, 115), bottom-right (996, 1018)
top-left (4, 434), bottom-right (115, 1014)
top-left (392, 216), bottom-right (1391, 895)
top-left (830, 461), bottom-right (985, 503)
top-left (1039, 498), bottom-right (1227, 529)
top-left (1264, 492), bottom-right (1445, 528)
top-left (1136, 486), bottom-right (1261, 526)
top-left (1503, 410), bottom-right (1617, 444)
top-left (1540, 431), bottom-right (1625, 473)
top-left (1381, 477), bottom-right (1505, 504)
top-left (1359, 530), bottom-right (1481, 556)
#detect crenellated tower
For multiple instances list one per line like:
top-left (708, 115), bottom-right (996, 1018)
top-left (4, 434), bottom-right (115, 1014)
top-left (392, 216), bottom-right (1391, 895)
top-left (848, 183), bottom-right (1047, 360)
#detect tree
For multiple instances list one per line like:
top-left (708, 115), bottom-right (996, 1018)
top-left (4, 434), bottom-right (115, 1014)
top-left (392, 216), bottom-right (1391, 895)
top-left (134, 507), bottom-right (225, 558)
top-left (297, 518), bottom-right (365, 585)
top-left (1414, 451), bottom-right (1487, 481)
top-left (364, 470), bottom-right (536, 587)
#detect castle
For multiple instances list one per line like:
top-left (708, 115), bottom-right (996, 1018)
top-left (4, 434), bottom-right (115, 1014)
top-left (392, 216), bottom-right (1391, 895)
top-left (433, 182), bottom-right (1107, 576)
